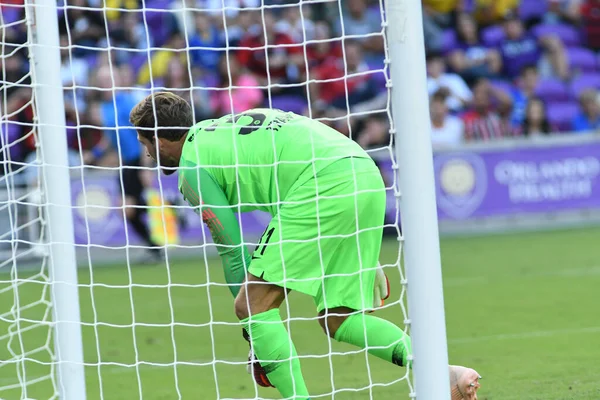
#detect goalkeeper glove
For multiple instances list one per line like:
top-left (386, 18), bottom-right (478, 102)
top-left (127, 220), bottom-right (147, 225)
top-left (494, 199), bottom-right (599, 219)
top-left (373, 262), bottom-right (390, 309)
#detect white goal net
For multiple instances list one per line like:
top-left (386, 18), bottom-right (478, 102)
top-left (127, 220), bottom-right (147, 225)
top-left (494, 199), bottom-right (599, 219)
top-left (0, 0), bottom-right (418, 399)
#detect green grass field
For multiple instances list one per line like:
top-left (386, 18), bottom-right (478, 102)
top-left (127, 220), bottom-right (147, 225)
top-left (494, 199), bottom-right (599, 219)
top-left (2, 227), bottom-right (600, 400)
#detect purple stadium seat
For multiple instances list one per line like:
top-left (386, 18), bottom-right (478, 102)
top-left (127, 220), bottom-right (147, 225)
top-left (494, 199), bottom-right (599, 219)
top-left (462, 0), bottom-right (475, 13)
top-left (519, 0), bottom-right (548, 21)
top-left (0, 123), bottom-right (25, 162)
top-left (571, 73), bottom-right (600, 98)
top-left (490, 80), bottom-right (515, 96)
top-left (1, 6), bottom-right (21, 25)
top-left (546, 101), bottom-right (580, 132)
top-left (365, 61), bottom-right (387, 90)
top-left (441, 29), bottom-right (458, 54)
top-left (534, 78), bottom-right (570, 102)
top-left (143, 0), bottom-right (174, 48)
top-left (532, 23), bottom-right (582, 47)
top-left (268, 96), bottom-right (307, 115)
top-left (130, 53), bottom-right (149, 75)
top-left (567, 47), bottom-right (598, 74)
top-left (481, 25), bottom-right (505, 48)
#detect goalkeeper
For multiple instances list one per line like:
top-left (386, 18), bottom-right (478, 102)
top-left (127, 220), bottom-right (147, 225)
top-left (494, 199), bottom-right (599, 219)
top-left (130, 92), bottom-right (481, 400)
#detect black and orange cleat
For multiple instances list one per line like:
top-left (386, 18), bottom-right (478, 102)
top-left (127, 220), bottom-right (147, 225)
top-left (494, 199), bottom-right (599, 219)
top-left (242, 328), bottom-right (274, 388)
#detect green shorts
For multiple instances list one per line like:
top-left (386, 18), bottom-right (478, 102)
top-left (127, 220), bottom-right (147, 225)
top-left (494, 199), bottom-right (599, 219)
top-left (248, 157), bottom-right (387, 313)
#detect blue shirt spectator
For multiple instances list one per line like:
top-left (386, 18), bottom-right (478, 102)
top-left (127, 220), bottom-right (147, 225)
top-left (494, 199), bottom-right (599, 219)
top-left (572, 89), bottom-right (600, 133)
top-left (510, 66), bottom-right (539, 127)
top-left (572, 113), bottom-right (600, 132)
top-left (101, 92), bottom-right (141, 164)
top-left (189, 14), bottom-right (223, 71)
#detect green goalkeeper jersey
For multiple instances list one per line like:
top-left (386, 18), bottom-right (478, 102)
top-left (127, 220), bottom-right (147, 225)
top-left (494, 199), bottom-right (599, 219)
top-left (177, 108), bottom-right (371, 295)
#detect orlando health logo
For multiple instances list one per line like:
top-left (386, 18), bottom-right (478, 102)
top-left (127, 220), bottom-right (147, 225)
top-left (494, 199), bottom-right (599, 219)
top-left (434, 152), bottom-right (487, 219)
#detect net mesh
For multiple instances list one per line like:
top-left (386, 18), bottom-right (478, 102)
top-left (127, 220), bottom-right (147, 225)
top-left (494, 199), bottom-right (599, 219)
top-left (0, 0), bottom-right (412, 398)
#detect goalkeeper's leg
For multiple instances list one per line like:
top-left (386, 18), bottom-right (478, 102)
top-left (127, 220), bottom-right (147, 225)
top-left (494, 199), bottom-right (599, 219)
top-left (319, 308), bottom-right (481, 400)
top-left (235, 273), bottom-right (310, 399)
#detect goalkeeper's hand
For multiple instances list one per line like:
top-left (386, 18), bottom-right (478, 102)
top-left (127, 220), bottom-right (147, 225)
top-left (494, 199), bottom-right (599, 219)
top-left (373, 262), bottom-right (390, 309)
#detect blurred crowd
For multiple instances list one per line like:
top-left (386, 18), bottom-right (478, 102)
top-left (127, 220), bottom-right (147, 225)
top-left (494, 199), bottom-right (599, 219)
top-left (1, 0), bottom-right (391, 179)
top-left (425, 0), bottom-right (600, 149)
top-left (2, 0), bottom-right (600, 178)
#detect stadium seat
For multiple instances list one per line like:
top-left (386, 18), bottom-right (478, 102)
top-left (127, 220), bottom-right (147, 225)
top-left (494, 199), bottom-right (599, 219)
top-left (532, 23), bottom-right (582, 47)
top-left (129, 53), bottom-right (149, 75)
top-left (2, 7), bottom-right (21, 25)
top-left (519, 0), bottom-right (548, 22)
top-left (534, 78), bottom-right (571, 102)
top-left (0, 123), bottom-right (25, 162)
top-left (441, 29), bottom-right (458, 54)
top-left (481, 25), bottom-right (505, 48)
top-left (490, 80), bottom-right (515, 96)
top-left (143, 0), bottom-right (176, 48)
top-left (567, 47), bottom-right (598, 74)
top-left (546, 101), bottom-right (580, 131)
top-left (269, 96), bottom-right (308, 115)
top-left (570, 73), bottom-right (600, 98)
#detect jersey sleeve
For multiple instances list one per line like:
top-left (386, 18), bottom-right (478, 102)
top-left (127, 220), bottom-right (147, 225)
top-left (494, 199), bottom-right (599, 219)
top-left (179, 164), bottom-right (250, 297)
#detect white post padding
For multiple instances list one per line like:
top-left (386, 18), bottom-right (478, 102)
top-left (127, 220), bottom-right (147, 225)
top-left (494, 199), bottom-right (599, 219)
top-left (386, 1), bottom-right (451, 399)
top-left (27, 0), bottom-right (87, 397)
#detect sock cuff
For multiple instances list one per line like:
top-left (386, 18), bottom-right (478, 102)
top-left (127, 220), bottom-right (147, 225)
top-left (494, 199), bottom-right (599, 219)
top-left (240, 308), bottom-right (281, 328)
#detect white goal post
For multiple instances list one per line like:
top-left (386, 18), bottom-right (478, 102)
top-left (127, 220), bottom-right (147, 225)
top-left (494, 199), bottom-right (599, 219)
top-left (0, 0), bottom-right (450, 399)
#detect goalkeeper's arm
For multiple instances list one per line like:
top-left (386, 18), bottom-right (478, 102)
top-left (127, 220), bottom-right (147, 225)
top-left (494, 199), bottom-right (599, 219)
top-left (179, 165), bottom-right (251, 297)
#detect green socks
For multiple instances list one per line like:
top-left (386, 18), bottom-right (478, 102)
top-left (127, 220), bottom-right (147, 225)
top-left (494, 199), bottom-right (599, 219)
top-left (240, 309), bottom-right (411, 399)
top-left (241, 309), bottom-right (310, 399)
top-left (333, 313), bottom-right (412, 368)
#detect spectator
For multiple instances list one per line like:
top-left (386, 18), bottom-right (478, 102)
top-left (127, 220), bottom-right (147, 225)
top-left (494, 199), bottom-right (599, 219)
top-left (189, 12), bottom-right (224, 73)
top-left (446, 13), bottom-right (502, 84)
top-left (137, 34), bottom-right (186, 86)
top-left (498, 12), bottom-right (568, 80)
top-left (581, 0), bottom-right (600, 51)
top-left (510, 65), bottom-right (539, 127)
top-left (60, 34), bottom-right (89, 117)
top-left (210, 55), bottom-right (263, 116)
top-left (430, 90), bottom-right (465, 149)
top-left (60, 33), bottom-right (89, 88)
top-left (521, 97), bottom-right (553, 137)
top-left (461, 78), bottom-right (516, 141)
top-left (118, 64), bottom-right (146, 103)
top-left (236, 10), bottom-right (304, 95)
top-left (160, 56), bottom-right (212, 121)
top-left (58, 0), bottom-right (107, 57)
top-left (109, 11), bottom-right (150, 64)
top-left (355, 117), bottom-right (390, 149)
top-left (84, 65), bottom-right (163, 262)
top-left (336, 0), bottom-right (384, 61)
top-left (275, 4), bottom-right (316, 43)
top-left (104, 0), bottom-right (137, 21)
top-left (474, 0), bottom-right (519, 26)
top-left (311, 40), bottom-right (381, 112)
top-left (422, 0), bottom-right (458, 53)
top-left (218, 8), bottom-right (261, 47)
top-left (572, 89), bottom-right (600, 132)
top-left (306, 21), bottom-right (343, 69)
top-left (427, 52), bottom-right (473, 112)
top-left (544, 0), bottom-right (582, 25)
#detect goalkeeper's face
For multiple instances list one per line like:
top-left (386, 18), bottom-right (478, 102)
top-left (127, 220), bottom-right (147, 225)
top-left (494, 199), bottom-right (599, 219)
top-left (138, 134), bottom-right (180, 175)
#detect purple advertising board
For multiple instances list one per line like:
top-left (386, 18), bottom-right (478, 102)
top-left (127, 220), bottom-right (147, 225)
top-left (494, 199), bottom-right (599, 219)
top-left (70, 173), bottom-right (272, 247)
top-left (70, 141), bottom-right (600, 246)
top-left (432, 142), bottom-right (600, 220)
